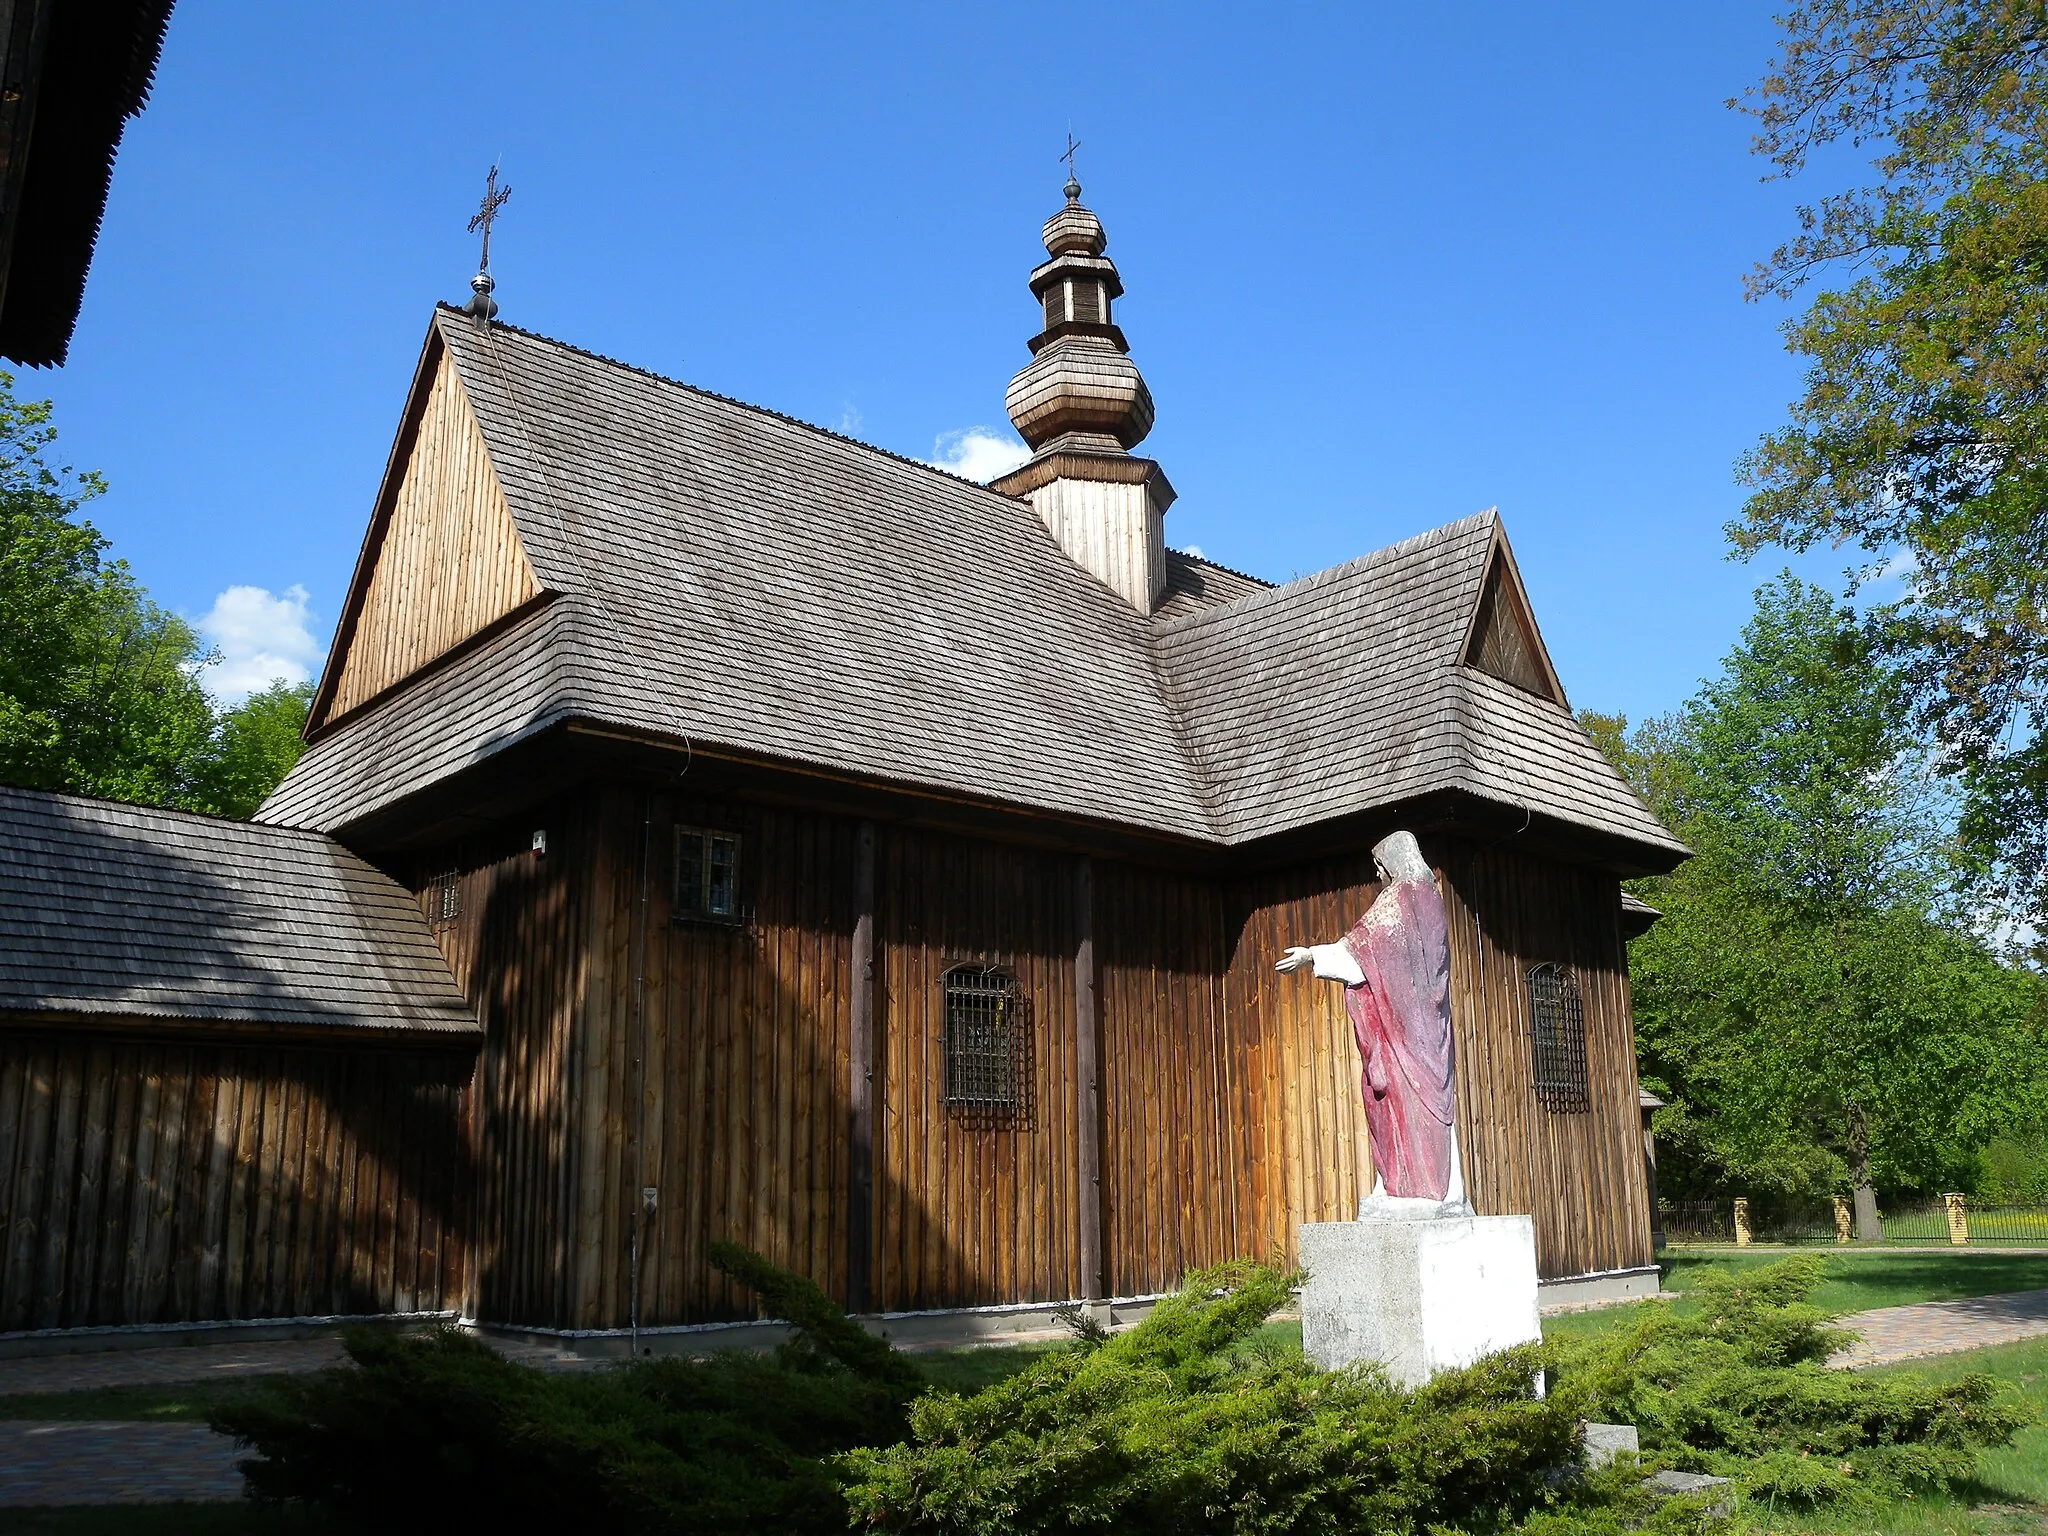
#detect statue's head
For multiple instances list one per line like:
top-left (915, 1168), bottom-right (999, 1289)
top-left (1372, 830), bottom-right (1430, 886)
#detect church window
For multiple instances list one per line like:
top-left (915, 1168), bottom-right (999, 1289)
top-left (1527, 963), bottom-right (1589, 1113)
top-left (676, 827), bottom-right (741, 921)
top-left (430, 870), bottom-right (460, 926)
top-left (941, 964), bottom-right (1022, 1112)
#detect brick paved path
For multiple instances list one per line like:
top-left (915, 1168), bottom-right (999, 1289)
top-left (0, 1420), bottom-right (246, 1506)
top-left (1829, 1287), bottom-right (2048, 1368)
top-left (0, 1337), bottom-right (348, 1396)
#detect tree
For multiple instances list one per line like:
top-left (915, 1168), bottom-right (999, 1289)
top-left (1735, 2), bottom-right (2048, 923)
top-left (0, 373), bottom-right (311, 816)
top-left (1593, 579), bottom-right (2046, 1220)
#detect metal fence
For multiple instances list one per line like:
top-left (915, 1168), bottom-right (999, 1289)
top-left (1658, 1195), bottom-right (2048, 1247)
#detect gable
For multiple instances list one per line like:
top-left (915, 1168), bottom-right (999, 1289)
top-left (311, 341), bottom-right (542, 729)
top-left (1463, 547), bottom-right (1564, 705)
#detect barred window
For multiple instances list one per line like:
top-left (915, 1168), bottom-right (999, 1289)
top-left (431, 871), bottom-right (461, 926)
top-left (676, 827), bottom-right (741, 921)
top-left (1528, 963), bottom-right (1589, 1113)
top-left (942, 964), bottom-right (1022, 1113)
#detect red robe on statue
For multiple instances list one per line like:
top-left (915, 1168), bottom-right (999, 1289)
top-left (1339, 876), bottom-right (1456, 1200)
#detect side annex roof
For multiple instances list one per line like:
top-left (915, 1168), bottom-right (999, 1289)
top-left (0, 785), bottom-right (478, 1039)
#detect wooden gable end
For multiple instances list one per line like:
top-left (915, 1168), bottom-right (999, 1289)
top-left (1461, 541), bottom-right (1565, 706)
top-left (312, 342), bottom-right (542, 730)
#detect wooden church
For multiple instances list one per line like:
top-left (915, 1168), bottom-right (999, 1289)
top-left (0, 178), bottom-right (1686, 1344)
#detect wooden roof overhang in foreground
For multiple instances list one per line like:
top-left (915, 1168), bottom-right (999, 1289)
top-left (0, 784), bottom-right (479, 1048)
top-left (0, 0), bottom-right (176, 367)
top-left (261, 309), bottom-right (1688, 880)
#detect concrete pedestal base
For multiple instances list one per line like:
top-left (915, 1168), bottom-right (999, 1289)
top-left (1299, 1214), bottom-right (1541, 1387)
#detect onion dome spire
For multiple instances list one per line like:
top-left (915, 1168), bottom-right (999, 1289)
top-left (1002, 176), bottom-right (1154, 453)
top-left (991, 167), bottom-right (1174, 614)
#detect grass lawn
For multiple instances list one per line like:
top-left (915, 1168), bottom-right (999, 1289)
top-left (1755, 1334), bottom-right (2048, 1536)
top-left (0, 1378), bottom-right (270, 1424)
top-left (1541, 1249), bottom-right (2048, 1344)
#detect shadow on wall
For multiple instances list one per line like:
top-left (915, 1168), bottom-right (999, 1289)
top-left (461, 792), bottom-right (1109, 1331)
top-left (0, 801), bottom-right (476, 1331)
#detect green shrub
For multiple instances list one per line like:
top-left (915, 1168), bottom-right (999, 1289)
top-left (842, 1257), bottom-right (1590, 1535)
top-left (1554, 1254), bottom-right (2033, 1507)
top-left (210, 1245), bottom-right (921, 1535)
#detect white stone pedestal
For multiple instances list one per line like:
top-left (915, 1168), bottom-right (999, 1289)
top-left (1299, 1214), bottom-right (1541, 1387)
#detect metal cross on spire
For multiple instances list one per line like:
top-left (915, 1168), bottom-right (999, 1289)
top-left (1060, 131), bottom-right (1082, 198)
top-left (468, 163), bottom-right (512, 275)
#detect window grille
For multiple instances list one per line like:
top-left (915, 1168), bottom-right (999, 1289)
top-left (431, 871), bottom-right (461, 926)
top-left (1528, 962), bottom-right (1589, 1113)
top-left (676, 826), bottom-right (741, 921)
top-left (942, 964), bottom-right (1024, 1115)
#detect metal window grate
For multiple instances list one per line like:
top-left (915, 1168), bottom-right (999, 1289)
top-left (1528, 962), bottom-right (1589, 1113)
top-left (432, 871), bottom-right (460, 926)
top-left (942, 964), bottom-right (1023, 1115)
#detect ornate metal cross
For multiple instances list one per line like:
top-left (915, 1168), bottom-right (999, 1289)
top-left (1061, 131), bottom-right (1081, 183)
top-left (467, 164), bottom-right (512, 273)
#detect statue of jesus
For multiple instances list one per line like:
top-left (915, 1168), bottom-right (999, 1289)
top-left (1277, 830), bottom-right (1468, 1217)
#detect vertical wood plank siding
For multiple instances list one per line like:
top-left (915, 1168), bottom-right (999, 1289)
top-left (1096, 862), bottom-right (1239, 1298)
top-left (420, 807), bottom-right (591, 1328)
top-left (550, 800), bottom-right (1653, 1322)
top-left (323, 348), bottom-right (540, 721)
top-left (875, 825), bottom-right (1080, 1313)
top-left (0, 1037), bottom-right (469, 1330)
top-left (1435, 841), bottom-right (1653, 1280)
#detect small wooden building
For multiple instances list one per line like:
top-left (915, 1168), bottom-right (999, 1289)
top-left (0, 182), bottom-right (1684, 1342)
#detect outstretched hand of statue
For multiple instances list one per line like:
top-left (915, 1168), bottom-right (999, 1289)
top-left (1276, 946), bottom-right (1315, 974)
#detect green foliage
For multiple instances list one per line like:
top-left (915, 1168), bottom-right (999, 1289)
top-left (0, 371), bottom-right (310, 817)
top-left (1975, 1130), bottom-right (2048, 1204)
top-left (1586, 580), bottom-right (2048, 1200)
top-left (211, 1248), bottom-right (925, 1535)
top-left (1734, 4), bottom-right (2048, 924)
top-left (201, 679), bottom-right (315, 818)
top-left (842, 1258), bottom-right (1587, 1535)
top-left (1557, 1257), bottom-right (2033, 1508)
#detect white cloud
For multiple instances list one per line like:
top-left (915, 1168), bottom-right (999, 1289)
top-left (836, 405), bottom-right (864, 436)
top-left (1178, 545), bottom-right (1204, 559)
top-left (197, 583), bottom-right (323, 703)
top-left (926, 427), bottom-right (1029, 483)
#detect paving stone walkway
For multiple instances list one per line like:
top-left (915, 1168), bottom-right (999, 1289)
top-left (1829, 1287), bottom-right (2048, 1369)
top-left (0, 1420), bottom-right (246, 1506)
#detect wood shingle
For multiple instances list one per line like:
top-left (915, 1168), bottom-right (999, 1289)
top-left (0, 785), bottom-right (477, 1037)
top-left (261, 309), bottom-right (1684, 867)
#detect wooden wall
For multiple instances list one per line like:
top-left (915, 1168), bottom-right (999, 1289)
top-left (0, 1034), bottom-right (470, 1331)
top-left (419, 807), bottom-right (590, 1329)
top-left (874, 825), bottom-right (1080, 1312)
top-left (1437, 841), bottom-right (1653, 1280)
top-left (322, 346), bottom-right (539, 723)
top-left (441, 792), bottom-right (1653, 1331)
top-left (1095, 862), bottom-right (1240, 1298)
top-left (1221, 855), bottom-right (1384, 1267)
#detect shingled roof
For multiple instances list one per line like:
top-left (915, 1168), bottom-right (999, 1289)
top-left (261, 309), bottom-right (1684, 866)
top-left (0, 785), bottom-right (477, 1038)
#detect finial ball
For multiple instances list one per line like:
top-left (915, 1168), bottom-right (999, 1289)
top-left (1063, 176), bottom-right (1081, 202)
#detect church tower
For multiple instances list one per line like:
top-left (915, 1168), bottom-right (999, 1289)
top-left (990, 174), bottom-right (1174, 613)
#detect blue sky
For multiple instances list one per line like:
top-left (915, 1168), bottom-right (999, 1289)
top-left (41, 3), bottom-right (1849, 720)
